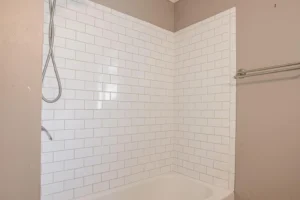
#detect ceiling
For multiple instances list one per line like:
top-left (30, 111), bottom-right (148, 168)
top-left (169, 0), bottom-right (180, 3)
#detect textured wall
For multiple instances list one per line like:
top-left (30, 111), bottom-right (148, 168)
top-left (41, 0), bottom-right (175, 199)
top-left (173, 8), bottom-right (236, 190)
top-left (0, 0), bottom-right (43, 199)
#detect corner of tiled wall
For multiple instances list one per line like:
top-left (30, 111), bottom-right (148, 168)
top-left (41, 0), bottom-right (235, 199)
top-left (172, 7), bottom-right (236, 190)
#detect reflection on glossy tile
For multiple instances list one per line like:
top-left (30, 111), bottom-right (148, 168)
top-left (84, 100), bottom-right (102, 110)
top-left (93, 92), bottom-right (110, 101)
top-left (104, 83), bottom-right (118, 92)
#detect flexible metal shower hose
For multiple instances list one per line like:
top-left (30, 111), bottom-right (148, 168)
top-left (42, 0), bottom-right (62, 103)
top-left (42, 0), bottom-right (61, 140)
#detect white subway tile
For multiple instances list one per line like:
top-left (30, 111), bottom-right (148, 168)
top-left (104, 13), bottom-right (119, 24)
top-left (75, 90), bottom-right (94, 100)
top-left (65, 80), bottom-right (85, 90)
top-left (55, 27), bottom-right (76, 39)
top-left (65, 159), bottom-right (84, 170)
top-left (65, 139), bottom-right (85, 149)
top-left (54, 170), bottom-right (74, 182)
top-left (94, 146), bottom-right (110, 155)
top-left (84, 156), bottom-right (102, 166)
top-left (65, 120), bottom-right (84, 130)
top-left (93, 182), bottom-right (109, 193)
top-left (77, 13), bottom-right (95, 25)
top-left (66, 19), bottom-right (85, 32)
top-left (65, 100), bottom-right (84, 109)
top-left (76, 51), bottom-right (94, 62)
top-left (52, 190), bottom-right (74, 200)
top-left (66, 39), bottom-right (86, 51)
top-left (86, 44), bottom-right (103, 55)
top-left (75, 110), bottom-right (94, 119)
top-left (119, 34), bottom-right (132, 44)
top-left (85, 81), bottom-right (103, 91)
top-left (84, 174), bottom-right (104, 187)
top-left (95, 19), bottom-right (111, 30)
top-left (74, 185), bottom-right (93, 198)
top-left (67, 0), bottom-right (86, 13)
top-left (93, 164), bottom-right (110, 174)
top-left (42, 4), bottom-right (236, 196)
top-left (41, 174), bottom-right (53, 185)
top-left (42, 120), bottom-right (64, 131)
top-left (85, 138), bottom-right (102, 147)
top-left (95, 55), bottom-right (111, 65)
top-left (54, 150), bottom-right (74, 161)
top-left (102, 154), bottom-right (117, 163)
top-left (64, 178), bottom-right (83, 190)
top-left (85, 100), bottom-right (103, 110)
top-left (75, 166), bottom-right (93, 178)
top-left (111, 41), bottom-right (126, 51)
top-left (75, 71), bottom-right (94, 81)
top-left (55, 47), bottom-right (75, 59)
top-left (102, 171), bottom-right (117, 181)
top-left (42, 182), bottom-right (64, 196)
top-left (75, 129), bottom-right (94, 138)
top-left (56, 6), bottom-right (76, 20)
top-left (86, 7), bottom-right (103, 19)
top-left (103, 30), bottom-right (118, 41)
top-left (77, 32), bottom-right (95, 44)
top-left (103, 48), bottom-right (118, 58)
top-left (42, 162), bottom-right (64, 174)
top-left (54, 130), bottom-right (75, 140)
top-left (42, 152), bottom-right (53, 164)
top-left (54, 110), bottom-right (74, 120)
top-left (112, 24), bottom-right (125, 34)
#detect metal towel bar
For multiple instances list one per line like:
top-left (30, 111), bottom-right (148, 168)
top-left (234, 62), bottom-right (300, 79)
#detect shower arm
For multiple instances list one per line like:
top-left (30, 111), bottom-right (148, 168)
top-left (41, 126), bottom-right (53, 141)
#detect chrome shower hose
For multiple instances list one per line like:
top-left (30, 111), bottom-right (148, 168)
top-left (42, 0), bottom-right (62, 103)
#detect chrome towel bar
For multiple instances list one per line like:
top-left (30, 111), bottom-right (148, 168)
top-left (234, 61), bottom-right (300, 79)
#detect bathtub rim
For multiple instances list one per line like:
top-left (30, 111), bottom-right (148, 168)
top-left (75, 172), bottom-right (233, 200)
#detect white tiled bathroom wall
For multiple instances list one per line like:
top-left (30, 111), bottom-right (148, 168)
top-left (41, 0), bottom-right (236, 199)
top-left (41, 0), bottom-right (175, 199)
top-left (173, 8), bottom-right (236, 190)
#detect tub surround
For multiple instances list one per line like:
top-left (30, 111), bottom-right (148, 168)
top-left (173, 8), bottom-right (236, 189)
top-left (42, 1), bottom-right (175, 199)
top-left (41, 0), bottom-right (235, 199)
top-left (174, 0), bottom-right (300, 199)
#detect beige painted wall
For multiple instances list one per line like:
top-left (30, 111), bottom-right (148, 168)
top-left (174, 0), bottom-right (235, 31)
top-left (0, 0), bottom-right (43, 200)
top-left (175, 0), bottom-right (300, 200)
top-left (235, 1), bottom-right (300, 200)
top-left (91, 0), bottom-right (175, 32)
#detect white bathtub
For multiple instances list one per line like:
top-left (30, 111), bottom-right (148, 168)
top-left (76, 173), bottom-right (233, 200)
